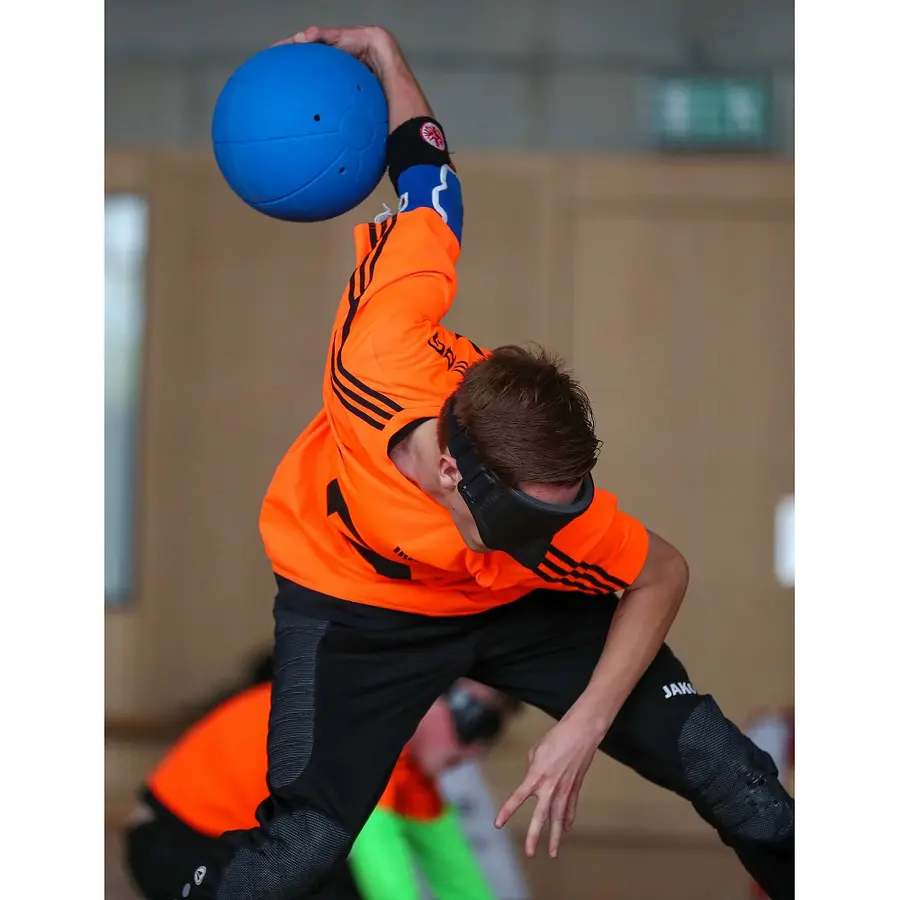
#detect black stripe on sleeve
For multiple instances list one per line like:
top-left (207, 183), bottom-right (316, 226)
top-left (329, 345), bottom-right (392, 424)
top-left (531, 566), bottom-right (611, 595)
top-left (327, 218), bottom-right (403, 429)
top-left (546, 545), bottom-right (630, 590)
top-left (536, 556), bottom-right (617, 594)
top-left (328, 381), bottom-right (387, 431)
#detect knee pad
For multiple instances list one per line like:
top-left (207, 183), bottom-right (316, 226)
top-left (219, 808), bottom-right (351, 900)
top-left (678, 696), bottom-right (794, 842)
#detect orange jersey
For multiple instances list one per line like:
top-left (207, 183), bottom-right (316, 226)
top-left (147, 685), bottom-right (444, 838)
top-left (375, 746), bottom-right (444, 821)
top-left (260, 202), bottom-right (649, 616)
top-left (147, 684), bottom-right (273, 836)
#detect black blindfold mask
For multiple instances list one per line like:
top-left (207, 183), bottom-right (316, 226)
top-left (445, 397), bottom-right (594, 569)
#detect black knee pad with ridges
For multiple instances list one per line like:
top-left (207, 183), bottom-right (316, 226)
top-left (678, 696), bottom-right (794, 842)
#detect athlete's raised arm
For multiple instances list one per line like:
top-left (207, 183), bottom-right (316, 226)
top-left (281, 27), bottom-right (464, 328)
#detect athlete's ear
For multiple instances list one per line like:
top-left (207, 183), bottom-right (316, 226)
top-left (437, 451), bottom-right (461, 492)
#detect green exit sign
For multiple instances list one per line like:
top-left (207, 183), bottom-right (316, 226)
top-left (650, 75), bottom-right (774, 152)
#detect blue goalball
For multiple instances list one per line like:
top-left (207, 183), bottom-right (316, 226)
top-left (211, 43), bottom-right (389, 222)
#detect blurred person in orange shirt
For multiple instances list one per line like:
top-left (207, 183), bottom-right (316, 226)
top-left (123, 663), bottom-right (519, 900)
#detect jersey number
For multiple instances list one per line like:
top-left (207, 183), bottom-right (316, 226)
top-left (326, 480), bottom-right (411, 580)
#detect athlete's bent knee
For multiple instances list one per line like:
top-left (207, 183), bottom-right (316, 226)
top-left (219, 809), bottom-right (351, 900)
top-left (678, 696), bottom-right (794, 843)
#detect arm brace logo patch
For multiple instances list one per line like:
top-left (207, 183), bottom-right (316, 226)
top-left (420, 122), bottom-right (446, 151)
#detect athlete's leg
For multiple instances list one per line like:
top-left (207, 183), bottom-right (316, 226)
top-left (179, 577), bottom-right (475, 900)
top-left (470, 590), bottom-right (795, 900)
top-left (123, 795), bottom-right (224, 900)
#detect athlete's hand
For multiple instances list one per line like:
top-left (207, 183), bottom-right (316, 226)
top-left (495, 713), bottom-right (602, 858)
top-left (271, 26), bottom-right (398, 77)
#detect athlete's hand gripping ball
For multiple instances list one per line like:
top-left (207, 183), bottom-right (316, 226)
top-left (272, 26), bottom-right (396, 78)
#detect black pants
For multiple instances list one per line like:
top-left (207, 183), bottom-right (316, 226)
top-left (125, 790), bottom-right (362, 900)
top-left (184, 578), bottom-right (794, 900)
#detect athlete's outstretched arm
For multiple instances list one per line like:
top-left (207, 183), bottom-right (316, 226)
top-left (496, 531), bottom-right (689, 857)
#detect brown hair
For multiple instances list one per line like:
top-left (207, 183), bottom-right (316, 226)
top-left (438, 345), bottom-right (600, 486)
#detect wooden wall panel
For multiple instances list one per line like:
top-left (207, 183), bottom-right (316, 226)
top-left (443, 156), bottom-right (563, 352)
top-left (567, 180), bottom-right (794, 719)
top-left (135, 155), bottom-right (374, 708)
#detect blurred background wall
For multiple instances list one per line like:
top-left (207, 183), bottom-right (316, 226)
top-left (105, 2), bottom-right (794, 898)
top-left (106, 0), bottom-right (794, 153)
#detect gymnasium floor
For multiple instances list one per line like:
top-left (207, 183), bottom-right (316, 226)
top-left (104, 828), bottom-right (749, 900)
